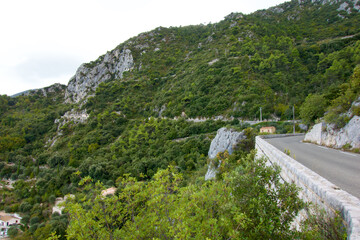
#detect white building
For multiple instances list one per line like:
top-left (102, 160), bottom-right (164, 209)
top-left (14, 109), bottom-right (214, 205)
top-left (0, 211), bottom-right (21, 238)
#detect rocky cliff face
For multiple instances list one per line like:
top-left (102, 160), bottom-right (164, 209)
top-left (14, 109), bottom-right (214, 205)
top-left (208, 128), bottom-right (246, 159)
top-left (297, 0), bottom-right (359, 7)
top-left (14, 83), bottom-right (66, 98)
top-left (294, 0), bottom-right (360, 19)
top-left (65, 48), bottom-right (134, 103)
top-left (205, 128), bottom-right (246, 180)
top-left (305, 97), bottom-right (360, 149)
top-left (304, 116), bottom-right (360, 149)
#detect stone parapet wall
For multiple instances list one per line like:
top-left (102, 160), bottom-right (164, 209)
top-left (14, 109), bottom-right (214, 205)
top-left (255, 135), bottom-right (360, 240)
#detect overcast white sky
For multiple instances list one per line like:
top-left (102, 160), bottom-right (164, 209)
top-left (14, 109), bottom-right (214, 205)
top-left (0, 0), bottom-right (288, 96)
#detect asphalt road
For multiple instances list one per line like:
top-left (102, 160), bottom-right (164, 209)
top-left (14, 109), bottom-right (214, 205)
top-left (265, 135), bottom-right (360, 199)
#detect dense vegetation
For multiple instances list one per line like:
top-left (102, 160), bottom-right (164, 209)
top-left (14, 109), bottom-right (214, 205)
top-left (0, 0), bottom-right (359, 238)
top-left (80, 0), bottom-right (360, 121)
top-left (65, 153), bottom-right (306, 239)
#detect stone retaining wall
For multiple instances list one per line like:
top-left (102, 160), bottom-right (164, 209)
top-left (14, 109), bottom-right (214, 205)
top-left (255, 135), bottom-right (360, 240)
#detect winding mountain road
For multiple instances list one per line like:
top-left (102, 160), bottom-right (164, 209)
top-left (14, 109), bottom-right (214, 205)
top-left (265, 135), bottom-right (360, 199)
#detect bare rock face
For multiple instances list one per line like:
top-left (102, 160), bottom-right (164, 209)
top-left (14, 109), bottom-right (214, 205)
top-left (305, 97), bottom-right (360, 149)
top-left (57, 109), bottom-right (89, 126)
top-left (304, 116), bottom-right (360, 149)
top-left (65, 48), bottom-right (134, 103)
top-left (304, 122), bottom-right (324, 145)
top-left (47, 109), bottom-right (90, 148)
top-left (16, 83), bottom-right (66, 97)
top-left (297, 0), bottom-right (360, 13)
top-left (205, 127), bottom-right (246, 180)
top-left (208, 128), bottom-right (246, 159)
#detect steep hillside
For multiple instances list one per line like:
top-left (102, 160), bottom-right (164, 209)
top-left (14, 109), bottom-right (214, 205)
top-left (0, 0), bottom-right (359, 238)
top-left (63, 0), bottom-right (360, 120)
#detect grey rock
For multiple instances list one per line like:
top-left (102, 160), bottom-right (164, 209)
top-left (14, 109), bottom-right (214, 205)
top-left (205, 162), bottom-right (221, 181)
top-left (304, 116), bottom-right (360, 149)
top-left (65, 48), bottom-right (134, 103)
top-left (153, 105), bottom-right (167, 117)
top-left (298, 0), bottom-right (339, 5)
top-left (47, 109), bottom-right (90, 148)
top-left (270, 7), bottom-right (284, 13)
top-left (298, 0), bottom-right (357, 8)
top-left (59, 109), bottom-right (89, 125)
top-left (337, 2), bottom-right (350, 12)
top-left (13, 83), bottom-right (65, 98)
top-left (205, 36), bottom-right (213, 43)
top-left (304, 122), bottom-right (324, 145)
top-left (205, 128), bottom-right (246, 180)
top-left (355, 0), bottom-right (360, 11)
top-left (299, 124), bottom-right (308, 131)
top-left (352, 96), bottom-right (360, 108)
top-left (208, 127), bottom-right (246, 159)
top-left (208, 59), bottom-right (219, 66)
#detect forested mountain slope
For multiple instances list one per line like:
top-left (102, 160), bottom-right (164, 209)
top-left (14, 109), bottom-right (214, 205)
top-left (0, 0), bottom-right (359, 238)
top-left (64, 0), bottom-right (360, 119)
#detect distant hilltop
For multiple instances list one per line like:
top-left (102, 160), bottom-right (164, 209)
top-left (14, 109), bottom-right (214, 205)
top-left (10, 83), bottom-right (66, 98)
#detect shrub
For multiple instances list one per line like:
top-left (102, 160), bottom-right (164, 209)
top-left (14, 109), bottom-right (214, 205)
top-left (352, 105), bottom-right (360, 116)
top-left (342, 143), bottom-right (352, 150)
top-left (324, 111), bottom-right (349, 129)
top-left (21, 214), bottom-right (30, 226)
top-left (19, 202), bottom-right (32, 213)
top-left (30, 216), bottom-right (40, 226)
top-left (48, 195), bottom-right (56, 204)
top-left (4, 206), bottom-right (11, 213)
top-left (300, 94), bottom-right (328, 124)
top-left (301, 208), bottom-right (347, 239)
top-left (7, 226), bottom-right (18, 238)
top-left (29, 223), bottom-right (39, 233)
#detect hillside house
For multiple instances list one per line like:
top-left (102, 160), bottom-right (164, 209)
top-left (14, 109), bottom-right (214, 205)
top-left (260, 126), bottom-right (276, 134)
top-left (0, 211), bottom-right (21, 237)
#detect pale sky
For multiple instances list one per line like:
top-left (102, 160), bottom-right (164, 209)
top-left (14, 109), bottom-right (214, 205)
top-left (0, 0), bottom-right (288, 96)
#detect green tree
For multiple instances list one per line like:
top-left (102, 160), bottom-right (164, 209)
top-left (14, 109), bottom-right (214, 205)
top-left (0, 136), bottom-right (25, 153)
top-left (324, 65), bottom-right (360, 128)
top-left (65, 154), bottom-right (305, 239)
top-left (299, 94), bottom-right (328, 124)
top-left (7, 226), bottom-right (19, 238)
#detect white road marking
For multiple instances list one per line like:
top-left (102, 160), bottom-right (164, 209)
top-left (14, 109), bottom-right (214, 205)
top-left (315, 144), bottom-right (359, 157)
top-left (341, 152), bottom-right (358, 157)
top-left (283, 138), bottom-right (359, 158)
top-left (317, 146), bottom-right (328, 150)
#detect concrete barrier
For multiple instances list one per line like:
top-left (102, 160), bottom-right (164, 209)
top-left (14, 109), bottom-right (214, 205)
top-left (255, 135), bottom-right (360, 240)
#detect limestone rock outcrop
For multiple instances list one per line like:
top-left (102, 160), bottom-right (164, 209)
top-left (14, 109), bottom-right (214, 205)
top-left (14, 83), bottom-right (66, 98)
top-left (65, 48), bottom-right (134, 103)
top-left (304, 116), bottom-right (360, 149)
top-left (55, 109), bottom-right (89, 126)
top-left (205, 127), bottom-right (246, 180)
top-left (208, 128), bottom-right (246, 159)
top-left (46, 109), bottom-right (90, 148)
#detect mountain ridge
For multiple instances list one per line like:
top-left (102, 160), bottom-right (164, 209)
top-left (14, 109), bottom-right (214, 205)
top-left (59, 0), bottom-right (358, 118)
top-left (13, 0), bottom-right (360, 105)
